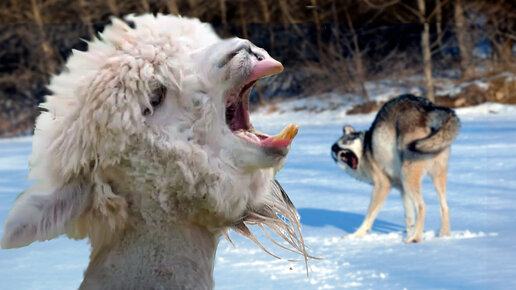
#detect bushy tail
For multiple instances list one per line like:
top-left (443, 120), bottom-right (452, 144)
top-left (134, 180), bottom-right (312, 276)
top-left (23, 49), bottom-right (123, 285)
top-left (409, 108), bottom-right (461, 154)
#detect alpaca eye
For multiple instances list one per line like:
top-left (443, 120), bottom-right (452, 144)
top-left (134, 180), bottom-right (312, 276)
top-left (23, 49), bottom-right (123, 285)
top-left (219, 51), bottom-right (238, 68)
top-left (150, 85), bottom-right (166, 108)
top-left (143, 85), bottom-right (166, 116)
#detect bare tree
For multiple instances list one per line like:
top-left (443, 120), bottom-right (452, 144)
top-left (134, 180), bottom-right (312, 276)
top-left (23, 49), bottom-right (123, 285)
top-left (454, 0), bottom-right (475, 79)
top-left (238, 1), bottom-right (248, 39)
top-left (417, 0), bottom-right (435, 102)
top-left (107, 0), bottom-right (120, 16)
top-left (329, 0), bottom-right (343, 56)
top-left (140, 0), bottom-right (150, 12)
top-left (345, 10), bottom-right (368, 99)
top-left (165, 0), bottom-right (179, 15)
top-left (476, 0), bottom-right (516, 71)
top-left (78, 0), bottom-right (95, 37)
top-left (30, 0), bottom-right (58, 77)
top-left (259, 0), bottom-right (275, 49)
top-left (219, 0), bottom-right (226, 25)
top-left (435, 0), bottom-right (443, 49)
top-left (309, 0), bottom-right (322, 54)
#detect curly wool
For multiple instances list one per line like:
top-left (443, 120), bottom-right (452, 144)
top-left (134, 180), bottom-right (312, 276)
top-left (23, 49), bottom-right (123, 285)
top-left (1, 14), bottom-right (309, 288)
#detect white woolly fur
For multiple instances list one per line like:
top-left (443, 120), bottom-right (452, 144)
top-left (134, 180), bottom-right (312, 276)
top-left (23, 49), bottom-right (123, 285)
top-left (1, 14), bottom-right (307, 289)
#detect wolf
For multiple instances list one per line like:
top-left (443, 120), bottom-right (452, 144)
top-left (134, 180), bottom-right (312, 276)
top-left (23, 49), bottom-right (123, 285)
top-left (1, 14), bottom-right (308, 289)
top-left (331, 94), bottom-right (460, 243)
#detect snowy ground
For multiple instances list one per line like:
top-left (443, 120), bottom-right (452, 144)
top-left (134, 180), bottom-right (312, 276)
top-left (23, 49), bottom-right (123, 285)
top-left (1, 103), bottom-right (516, 289)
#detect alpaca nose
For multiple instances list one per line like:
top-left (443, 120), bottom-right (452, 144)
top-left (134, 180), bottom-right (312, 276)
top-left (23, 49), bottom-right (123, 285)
top-left (248, 57), bottom-right (283, 81)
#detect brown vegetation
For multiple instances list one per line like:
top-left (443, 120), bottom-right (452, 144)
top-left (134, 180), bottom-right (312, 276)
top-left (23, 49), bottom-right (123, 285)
top-left (347, 75), bottom-right (516, 115)
top-left (1, 0), bottom-right (515, 136)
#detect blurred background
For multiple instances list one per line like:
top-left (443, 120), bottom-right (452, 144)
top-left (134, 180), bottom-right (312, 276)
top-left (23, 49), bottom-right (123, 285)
top-left (0, 0), bottom-right (515, 137)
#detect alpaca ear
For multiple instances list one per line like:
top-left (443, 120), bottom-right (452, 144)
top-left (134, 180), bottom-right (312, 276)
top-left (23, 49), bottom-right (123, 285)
top-left (1, 180), bottom-right (90, 249)
top-left (343, 125), bottom-right (355, 135)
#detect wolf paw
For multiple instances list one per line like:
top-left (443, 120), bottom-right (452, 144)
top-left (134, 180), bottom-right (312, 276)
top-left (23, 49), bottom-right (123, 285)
top-left (439, 229), bottom-right (450, 237)
top-left (404, 235), bottom-right (422, 243)
top-left (344, 230), bottom-right (367, 240)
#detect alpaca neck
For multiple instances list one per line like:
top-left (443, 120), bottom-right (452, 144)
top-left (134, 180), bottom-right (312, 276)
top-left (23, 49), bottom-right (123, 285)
top-left (80, 223), bottom-right (219, 290)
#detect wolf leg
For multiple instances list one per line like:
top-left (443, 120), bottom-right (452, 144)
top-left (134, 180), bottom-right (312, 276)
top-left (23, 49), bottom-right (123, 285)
top-left (347, 173), bottom-right (391, 239)
top-left (430, 152), bottom-right (450, 237)
top-left (402, 162), bottom-right (425, 243)
top-left (401, 189), bottom-right (415, 234)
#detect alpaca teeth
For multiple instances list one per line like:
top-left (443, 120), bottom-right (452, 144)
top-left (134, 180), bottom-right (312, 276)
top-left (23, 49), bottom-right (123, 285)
top-left (260, 124), bottom-right (299, 147)
top-left (274, 123), bottom-right (299, 141)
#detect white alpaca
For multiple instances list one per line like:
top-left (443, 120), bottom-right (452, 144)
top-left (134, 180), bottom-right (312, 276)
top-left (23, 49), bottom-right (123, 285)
top-left (1, 14), bottom-right (308, 289)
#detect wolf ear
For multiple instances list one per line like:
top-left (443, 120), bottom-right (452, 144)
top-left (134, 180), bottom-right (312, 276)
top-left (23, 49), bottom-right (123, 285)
top-left (343, 125), bottom-right (355, 135)
top-left (1, 180), bottom-right (90, 249)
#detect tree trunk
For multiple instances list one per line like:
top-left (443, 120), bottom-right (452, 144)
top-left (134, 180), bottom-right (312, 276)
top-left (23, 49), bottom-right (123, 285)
top-left (330, 0), bottom-right (343, 56)
top-left (435, 0), bottom-right (443, 50)
top-left (454, 0), bottom-right (475, 79)
top-left (310, 0), bottom-right (322, 55)
top-left (219, 0), bottom-right (227, 25)
top-left (345, 11), bottom-right (368, 99)
top-left (78, 0), bottom-right (95, 38)
top-left (107, 0), bottom-right (119, 16)
top-left (259, 0), bottom-right (274, 49)
top-left (165, 0), bottom-right (179, 15)
top-left (501, 39), bottom-right (514, 66)
top-left (238, 1), bottom-right (248, 39)
top-left (418, 0), bottom-right (435, 102)
top-left (30, 0), bottom-right (58, 77)
top-left (187, 0), bottom-right (197, 17)
top-left (140, 0), bottom-right (150, 12)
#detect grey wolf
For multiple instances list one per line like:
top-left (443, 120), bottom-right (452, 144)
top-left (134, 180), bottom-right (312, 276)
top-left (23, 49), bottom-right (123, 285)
top-left (1, 14), bottom-right (307, 289)
top-left (331, 94), bottom-right (460, 243)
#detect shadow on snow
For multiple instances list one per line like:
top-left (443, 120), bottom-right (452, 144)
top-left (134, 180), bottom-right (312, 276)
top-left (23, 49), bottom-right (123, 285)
top-left (298, 208), bottom-right (404, 233)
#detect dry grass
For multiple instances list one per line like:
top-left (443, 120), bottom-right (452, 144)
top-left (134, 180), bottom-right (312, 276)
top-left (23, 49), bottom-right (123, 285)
top-left (1, 0), bottom-right (515, 136)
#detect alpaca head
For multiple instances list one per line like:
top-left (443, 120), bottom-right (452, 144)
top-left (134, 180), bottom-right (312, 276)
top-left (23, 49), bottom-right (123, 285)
top-left (1, 14), bottom-right (307, 263)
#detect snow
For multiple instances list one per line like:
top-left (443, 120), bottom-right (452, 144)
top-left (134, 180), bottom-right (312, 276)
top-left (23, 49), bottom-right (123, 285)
top-left (1, 103), bottom-right (516, 289)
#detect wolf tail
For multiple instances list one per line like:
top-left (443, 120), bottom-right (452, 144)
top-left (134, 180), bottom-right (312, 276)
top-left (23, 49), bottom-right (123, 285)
top-left (409, 107), bottom-right (461, 154)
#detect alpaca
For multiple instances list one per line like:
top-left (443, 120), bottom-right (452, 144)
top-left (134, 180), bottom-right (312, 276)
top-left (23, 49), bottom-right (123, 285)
top-left (1, 14), bottom-right (308, 289)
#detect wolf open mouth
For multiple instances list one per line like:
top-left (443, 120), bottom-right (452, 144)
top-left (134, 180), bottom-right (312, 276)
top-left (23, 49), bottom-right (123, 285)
top-left (339, 150), bottom-right (358, 169)
top-left (225, 59), bottom-right (298, 148)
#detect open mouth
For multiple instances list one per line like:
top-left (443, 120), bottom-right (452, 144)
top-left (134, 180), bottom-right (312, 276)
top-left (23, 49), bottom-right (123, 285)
top-left (338, 150), bottom-right (358, 169)
top-left (225, 59), bottom-right (298, 148)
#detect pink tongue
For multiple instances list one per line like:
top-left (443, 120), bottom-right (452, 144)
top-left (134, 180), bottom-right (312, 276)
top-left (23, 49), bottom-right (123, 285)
top-left (235, 131), bottom-right (261, 144)
top-left (248, 58), bottom-right (284, 81)
top-left (260, 136), bottom-right (292, 148)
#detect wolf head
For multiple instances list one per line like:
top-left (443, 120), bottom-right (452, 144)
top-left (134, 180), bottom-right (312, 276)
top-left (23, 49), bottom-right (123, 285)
top-left (331, 125), bottom-right (368, 181)
top-left (1, 15), bottom-right (303, 258)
